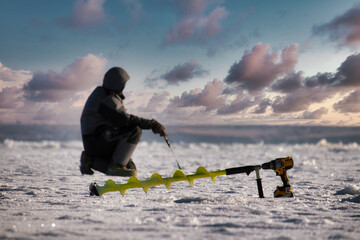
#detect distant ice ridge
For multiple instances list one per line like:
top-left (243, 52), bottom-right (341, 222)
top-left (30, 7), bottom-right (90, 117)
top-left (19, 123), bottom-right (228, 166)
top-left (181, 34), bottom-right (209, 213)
top-left (2, 139), bottom-right (61, 149)
top-left (316, 138), bottom-right (359, 149)
top-left (1, 138), bottom-right (359, 150)
top-left (1, 139), bottom-right (83, 150)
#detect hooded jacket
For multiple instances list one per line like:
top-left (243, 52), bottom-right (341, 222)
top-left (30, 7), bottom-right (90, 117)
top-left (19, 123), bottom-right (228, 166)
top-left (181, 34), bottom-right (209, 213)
top-left (80, 67), bottom-right (153, 136)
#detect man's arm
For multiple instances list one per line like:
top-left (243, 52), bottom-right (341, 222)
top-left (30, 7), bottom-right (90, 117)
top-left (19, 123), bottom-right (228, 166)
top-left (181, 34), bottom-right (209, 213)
top-left (98, 102), bottom-right (153, 129)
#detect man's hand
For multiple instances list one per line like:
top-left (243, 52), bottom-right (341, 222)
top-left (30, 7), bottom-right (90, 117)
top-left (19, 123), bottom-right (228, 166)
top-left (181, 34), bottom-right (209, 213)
top-left (151, 119), bottom-right (166, 137)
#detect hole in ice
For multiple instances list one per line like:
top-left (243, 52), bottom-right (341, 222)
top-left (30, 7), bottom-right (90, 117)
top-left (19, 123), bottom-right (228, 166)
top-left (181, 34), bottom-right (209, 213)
top-left (56, 215), bottom-right (72, 220)
top-left (283, 218), bottom-right (305, 224)
top-left (205, 222), bottom-right (241, 228)
top-left (143, 208), bottom-right (166, 212)
top-left (174, 197), bottom-right (207, 203)
top-left (224, 190), bottom-right (237, 194)
top-left (26, 191), bottom-right (36, 196)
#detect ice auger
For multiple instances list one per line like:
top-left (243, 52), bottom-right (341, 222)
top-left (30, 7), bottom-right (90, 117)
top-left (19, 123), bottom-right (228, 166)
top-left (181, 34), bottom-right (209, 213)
top-left (89, 157), bottom-right (294, 198)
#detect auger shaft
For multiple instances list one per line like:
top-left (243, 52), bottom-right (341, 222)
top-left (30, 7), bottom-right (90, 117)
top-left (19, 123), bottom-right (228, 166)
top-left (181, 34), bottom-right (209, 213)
top-left (164, 135), bottom-right (182, 170)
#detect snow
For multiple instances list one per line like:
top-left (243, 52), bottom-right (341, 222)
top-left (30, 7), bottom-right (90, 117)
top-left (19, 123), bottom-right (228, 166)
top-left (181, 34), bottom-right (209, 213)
top-left (1, 139), bottom-right (360, 239)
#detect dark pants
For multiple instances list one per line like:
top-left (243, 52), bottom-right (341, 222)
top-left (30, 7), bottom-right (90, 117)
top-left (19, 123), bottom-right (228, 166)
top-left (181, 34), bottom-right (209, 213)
top-left (82, 126), bottom-right (142, 173)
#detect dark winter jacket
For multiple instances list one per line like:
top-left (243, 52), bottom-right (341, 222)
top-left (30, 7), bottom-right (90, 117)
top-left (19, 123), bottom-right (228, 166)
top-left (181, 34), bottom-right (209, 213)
top-left (80, 86), bottom-right (153, 136)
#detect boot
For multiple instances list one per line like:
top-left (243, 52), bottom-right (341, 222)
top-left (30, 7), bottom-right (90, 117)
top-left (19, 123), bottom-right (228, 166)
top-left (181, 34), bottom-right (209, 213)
top-left (80, 151), bottom-right (94, 175)
top-left (126, 158), bottom-right (137, 171)
top-left (106, 163), bottom-right (137, 177)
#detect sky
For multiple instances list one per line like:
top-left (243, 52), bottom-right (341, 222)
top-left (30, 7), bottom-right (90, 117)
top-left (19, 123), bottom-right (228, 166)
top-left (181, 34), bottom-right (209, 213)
top-left (1, 0), bottom-right (360, 127)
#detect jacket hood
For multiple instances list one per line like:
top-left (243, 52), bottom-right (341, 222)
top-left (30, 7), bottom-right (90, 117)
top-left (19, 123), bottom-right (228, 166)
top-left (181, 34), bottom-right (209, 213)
top-left (102, 67), bottom-right (130, 93)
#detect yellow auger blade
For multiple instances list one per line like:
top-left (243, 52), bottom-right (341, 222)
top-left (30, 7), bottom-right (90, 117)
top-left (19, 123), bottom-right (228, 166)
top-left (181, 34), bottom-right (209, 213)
top-left (92, 166), bottom-right (227, 196)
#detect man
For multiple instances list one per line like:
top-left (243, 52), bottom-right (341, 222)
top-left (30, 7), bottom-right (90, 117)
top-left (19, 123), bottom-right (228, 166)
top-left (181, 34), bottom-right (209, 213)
top-left (80, 67), bottom-right (166, 177)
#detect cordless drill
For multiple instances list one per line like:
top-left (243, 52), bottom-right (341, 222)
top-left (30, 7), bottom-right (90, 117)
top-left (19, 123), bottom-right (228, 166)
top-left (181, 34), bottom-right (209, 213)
top-left (262, 157), bottom-right (294, 197)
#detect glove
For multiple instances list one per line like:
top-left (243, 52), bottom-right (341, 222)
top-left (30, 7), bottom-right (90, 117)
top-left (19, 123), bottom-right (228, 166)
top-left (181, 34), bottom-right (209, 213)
top-left (151, 119), bottom-right (166, 137)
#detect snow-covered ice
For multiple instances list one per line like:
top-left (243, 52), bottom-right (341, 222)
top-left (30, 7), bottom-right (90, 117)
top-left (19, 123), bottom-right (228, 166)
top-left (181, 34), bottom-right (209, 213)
top-left (1, 138), bottom-right (360, 239)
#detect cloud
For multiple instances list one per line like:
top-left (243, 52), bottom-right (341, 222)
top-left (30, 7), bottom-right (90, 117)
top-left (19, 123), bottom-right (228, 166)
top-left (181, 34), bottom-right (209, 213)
top-left (140, 91), bottom-right (170, 112)
top-left (335, 53), bottom-right (360, 87)
top-left (168, 78), bottom-right (225, 111)
top-left (304, 72), bottom-right (336, 87)
top-left (271, 71), bottom-right (304, 93)
top-left (269, 51), bottom-right (360, 114)
top-left (32, 101), bottom-right (83, 124)
top-left (0, 63), bottom-right (31, 83)
top-left (145, 60), bottom-right (208, 87)
top-left (300, 38), bottom-right (313, 53)
top-left (174, 0), bottom-right (207, 16)
top-left (253, 98), bottom-right (271, 114)
top-left (301, 107), bottom-right (329, 119)
top-left (304, 52), bottom-right (360, 88)
top-left (200, 6), bottom-right (228, 38)
top-left (164, 18), bottom-right (196, 44)
top-left (313, 5), bottom-right (360, 48)
top-left (24, 54), bottom-right (107, 102)
top-left (0, 87), bottom-right (23, 109)
top-left (61, 0), bottom-right (106, 28)
top-left (333, 90), bottom-right (360, 113)
top-left (164, 0), bottom-right (228, 45)
top-left (271, 86), bottom-right (335, 113)
top-left (217, 93), bottom-right (256, 115)
top-left (224, 43), bottom-right (298, 92)
top-left (161, 59), bottom-right (208, 85)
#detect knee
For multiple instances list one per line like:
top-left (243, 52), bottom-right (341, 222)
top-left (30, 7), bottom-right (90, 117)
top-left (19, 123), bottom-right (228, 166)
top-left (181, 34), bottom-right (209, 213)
top-left (127, 126), bottom-right (142, 144)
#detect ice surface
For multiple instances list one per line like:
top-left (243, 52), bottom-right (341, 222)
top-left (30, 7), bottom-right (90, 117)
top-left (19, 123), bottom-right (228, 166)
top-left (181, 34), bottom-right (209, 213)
top-left (1, 139), bottom-right (360, 239)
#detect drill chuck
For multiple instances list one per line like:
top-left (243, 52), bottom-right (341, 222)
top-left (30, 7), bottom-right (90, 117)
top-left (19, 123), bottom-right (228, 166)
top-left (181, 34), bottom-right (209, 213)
top-left (261, 162), bottom-right (272, 169)
top-left (261, 158), bottom-right (285, 170)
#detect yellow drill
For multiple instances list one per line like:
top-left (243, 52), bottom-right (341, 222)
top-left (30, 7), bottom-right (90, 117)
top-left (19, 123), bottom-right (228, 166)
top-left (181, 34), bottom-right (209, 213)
top-left (261, 157), bottom-right (294, 197)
